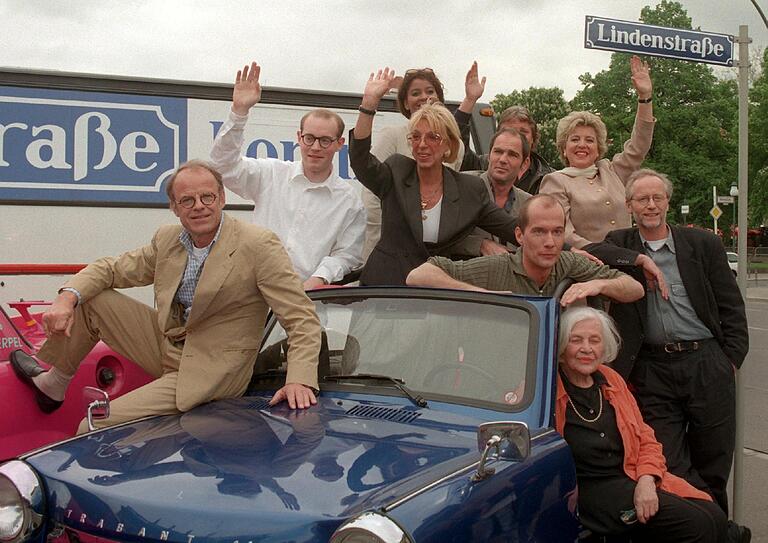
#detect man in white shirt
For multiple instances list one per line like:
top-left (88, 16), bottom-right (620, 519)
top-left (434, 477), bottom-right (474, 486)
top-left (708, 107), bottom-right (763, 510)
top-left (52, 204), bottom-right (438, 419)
top-left (210, 61), bottom-right (365, 289)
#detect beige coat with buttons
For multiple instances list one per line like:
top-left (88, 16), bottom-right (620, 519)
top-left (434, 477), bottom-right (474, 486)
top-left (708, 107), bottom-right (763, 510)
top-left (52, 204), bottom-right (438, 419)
top-left (539, 114), bottom-right (655, 248)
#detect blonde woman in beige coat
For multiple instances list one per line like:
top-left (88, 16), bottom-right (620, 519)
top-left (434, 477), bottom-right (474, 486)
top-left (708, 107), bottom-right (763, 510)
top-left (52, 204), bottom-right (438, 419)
top-left (540, 55), bottom-right (655, 248)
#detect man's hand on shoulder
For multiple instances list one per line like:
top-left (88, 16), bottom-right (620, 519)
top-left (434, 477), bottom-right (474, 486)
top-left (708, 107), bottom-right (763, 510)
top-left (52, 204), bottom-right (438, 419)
top-left (480, 239), bottom-right (510, 256)
top-left (269, 383), bottom-right (317, 409)
top-left (232, 61), bottom-right (262, 116)
top-left (570, 247), bottom-right (603, 266)
top-left (42, 290), bottom-right (78, 337)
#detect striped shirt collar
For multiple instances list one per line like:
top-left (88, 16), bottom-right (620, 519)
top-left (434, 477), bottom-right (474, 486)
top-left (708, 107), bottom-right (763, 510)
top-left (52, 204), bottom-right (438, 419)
top-left (179, 214), bottom-right (225, 254)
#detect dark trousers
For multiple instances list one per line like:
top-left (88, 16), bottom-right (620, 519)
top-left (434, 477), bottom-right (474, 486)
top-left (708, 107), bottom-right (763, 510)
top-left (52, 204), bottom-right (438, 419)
top-left (629, 339), bottom-right (735, 514)
top-left (582, 492), bottom-right (726, 543)
top-left (635, 492), bottom-right (726, 543)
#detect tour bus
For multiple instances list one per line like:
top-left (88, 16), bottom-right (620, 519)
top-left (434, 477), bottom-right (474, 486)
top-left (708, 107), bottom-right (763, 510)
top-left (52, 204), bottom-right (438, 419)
top-left (0, 68), bottom-right (496, 304)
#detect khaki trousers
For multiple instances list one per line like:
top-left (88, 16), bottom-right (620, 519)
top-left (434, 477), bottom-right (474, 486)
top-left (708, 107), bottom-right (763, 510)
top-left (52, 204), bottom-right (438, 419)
top-left (38, 289), bottom-right (185, 434)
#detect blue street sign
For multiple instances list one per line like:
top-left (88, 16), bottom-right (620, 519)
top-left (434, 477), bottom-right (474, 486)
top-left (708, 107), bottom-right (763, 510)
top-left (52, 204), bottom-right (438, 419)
top-left (585, 16), bottom-right (734, 66)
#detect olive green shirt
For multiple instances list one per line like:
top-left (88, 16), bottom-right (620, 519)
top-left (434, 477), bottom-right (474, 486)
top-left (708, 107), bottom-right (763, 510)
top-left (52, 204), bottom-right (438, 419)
top-left (428, 249), bottom-right (624, 296)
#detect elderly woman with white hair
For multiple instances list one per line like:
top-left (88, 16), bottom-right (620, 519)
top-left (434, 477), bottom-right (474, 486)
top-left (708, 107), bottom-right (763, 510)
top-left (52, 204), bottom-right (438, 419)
top-left (556, 307), bottom-right (728, 542)
top-left (540, 55), bottom-right (655, 248)
top-left (349, 68), bottom-right (518, 286)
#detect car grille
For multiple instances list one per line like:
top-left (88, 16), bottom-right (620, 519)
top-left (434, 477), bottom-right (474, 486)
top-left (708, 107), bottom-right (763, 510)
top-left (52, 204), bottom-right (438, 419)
top-left (346, 404), bottom-right (421, 423)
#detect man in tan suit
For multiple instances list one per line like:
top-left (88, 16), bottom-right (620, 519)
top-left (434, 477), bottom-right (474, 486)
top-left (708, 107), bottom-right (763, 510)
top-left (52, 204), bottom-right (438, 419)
top-left (11, 160), bottom-right (321, 433)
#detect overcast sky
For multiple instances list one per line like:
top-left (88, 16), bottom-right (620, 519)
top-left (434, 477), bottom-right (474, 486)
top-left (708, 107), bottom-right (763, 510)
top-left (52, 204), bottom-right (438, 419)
top-left (1, 0), bottom-right (766, 101)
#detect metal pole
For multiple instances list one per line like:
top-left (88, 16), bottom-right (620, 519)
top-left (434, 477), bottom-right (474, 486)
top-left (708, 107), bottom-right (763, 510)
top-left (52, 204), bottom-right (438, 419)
top-left (733, 199), bottom-right (737, 251)
top-left (733, 23), bottom-right (751, 524)
top-left (713, 186), bottom-right (718, 235)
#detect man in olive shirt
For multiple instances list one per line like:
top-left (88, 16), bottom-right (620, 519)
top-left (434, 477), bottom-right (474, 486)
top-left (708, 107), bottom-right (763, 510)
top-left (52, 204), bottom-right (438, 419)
top-left (406, 195), bottom-right (644, 306)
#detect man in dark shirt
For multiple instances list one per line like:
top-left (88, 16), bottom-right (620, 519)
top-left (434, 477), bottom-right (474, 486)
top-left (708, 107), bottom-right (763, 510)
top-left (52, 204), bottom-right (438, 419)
top-left (587, 168), bottom-right (749, 520)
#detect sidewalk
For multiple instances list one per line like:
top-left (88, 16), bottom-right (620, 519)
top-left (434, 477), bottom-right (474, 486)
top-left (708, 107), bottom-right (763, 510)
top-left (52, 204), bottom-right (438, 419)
top-left (745, 273), bottom-right (768, 300)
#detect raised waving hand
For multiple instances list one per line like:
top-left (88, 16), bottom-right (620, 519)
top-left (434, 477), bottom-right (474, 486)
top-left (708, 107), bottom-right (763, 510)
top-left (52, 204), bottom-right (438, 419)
top-left (232, 61), bottom-right (262, 115)
top-left (630, 55), bottom-right (652, 100)
top-left (362, 67), bottom-right (399, 105)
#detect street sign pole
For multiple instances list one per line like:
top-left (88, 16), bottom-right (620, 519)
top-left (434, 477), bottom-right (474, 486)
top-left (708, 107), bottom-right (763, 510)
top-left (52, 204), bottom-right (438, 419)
top-left (712, 186), bottom-right (718, 234)
top-left (733, 24), bottom-right (751, 525)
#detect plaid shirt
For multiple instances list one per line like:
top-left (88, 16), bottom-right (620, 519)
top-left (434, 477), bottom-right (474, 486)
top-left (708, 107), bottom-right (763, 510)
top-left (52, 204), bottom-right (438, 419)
top-left (174, 216), bottom-right (225, 322)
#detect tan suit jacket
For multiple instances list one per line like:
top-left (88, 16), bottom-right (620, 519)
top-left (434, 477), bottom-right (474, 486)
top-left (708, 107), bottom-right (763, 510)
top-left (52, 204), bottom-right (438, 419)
top-left (539, 113), bottom-right (655, 248)
top-left (64, 214), bottom-right (321, 411)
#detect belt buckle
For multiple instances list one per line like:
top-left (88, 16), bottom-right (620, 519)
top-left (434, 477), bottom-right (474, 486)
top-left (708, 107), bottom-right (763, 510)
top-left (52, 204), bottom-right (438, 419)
top-left (664, 342), bottom-right (680, 353)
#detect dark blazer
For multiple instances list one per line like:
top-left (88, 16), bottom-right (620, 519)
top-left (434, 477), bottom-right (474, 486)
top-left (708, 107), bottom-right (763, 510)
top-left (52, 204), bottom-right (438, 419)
top-left (585, 225), bottom-right (748, 378)
top-left (349, 131), bottom-right (518, 285)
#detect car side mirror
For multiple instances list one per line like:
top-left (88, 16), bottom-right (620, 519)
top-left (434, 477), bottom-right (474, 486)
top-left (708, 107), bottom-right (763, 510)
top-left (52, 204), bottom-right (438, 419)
top-left (83, 386), bottom-right (110, 431)
top-left (472, 422), bottom-right (531, 481)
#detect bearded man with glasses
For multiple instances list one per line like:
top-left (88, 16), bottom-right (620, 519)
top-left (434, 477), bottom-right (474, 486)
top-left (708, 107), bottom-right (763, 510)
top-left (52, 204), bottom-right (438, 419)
top-left (585, 168), bottom-right (749, 539)
top-left (210, 61), bottom-right (365, 290)
top-left (11, 160), bottom-right (322, 433)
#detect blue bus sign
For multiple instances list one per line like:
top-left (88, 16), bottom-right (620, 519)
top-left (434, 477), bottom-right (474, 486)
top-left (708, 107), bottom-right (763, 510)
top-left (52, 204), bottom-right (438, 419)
top-left (585, 16), bottom-right (734, 66)
top-left (0, 87), bottom-right (186, 205)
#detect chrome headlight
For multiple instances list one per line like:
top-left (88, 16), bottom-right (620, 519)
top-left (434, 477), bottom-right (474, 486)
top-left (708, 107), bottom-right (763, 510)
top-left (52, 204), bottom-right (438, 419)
top-left (0, 461), bottom-right (45, 543)
top-left (330, 512), bottom-right (411, 543)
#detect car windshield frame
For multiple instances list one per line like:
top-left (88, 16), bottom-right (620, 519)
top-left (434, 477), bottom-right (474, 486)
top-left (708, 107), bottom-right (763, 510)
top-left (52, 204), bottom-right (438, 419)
top-left (252, 287), bottom-right (542, 413)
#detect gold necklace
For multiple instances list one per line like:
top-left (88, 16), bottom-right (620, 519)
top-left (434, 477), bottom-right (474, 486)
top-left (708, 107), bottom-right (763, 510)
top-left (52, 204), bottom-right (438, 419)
top-left (420, 185), bottom-right (443, 220)
top-left (567, 388), bottom-right (603, 423)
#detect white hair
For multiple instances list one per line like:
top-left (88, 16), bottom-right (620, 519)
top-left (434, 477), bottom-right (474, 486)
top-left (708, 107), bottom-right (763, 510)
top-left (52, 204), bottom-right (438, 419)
top-left (558, 306), bottom-right (621, 364)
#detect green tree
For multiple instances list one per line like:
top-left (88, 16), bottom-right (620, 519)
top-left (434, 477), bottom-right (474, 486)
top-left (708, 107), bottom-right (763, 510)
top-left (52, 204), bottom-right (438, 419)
top-left (491, 87), bottom-right (569, 168)
top-left (571, 0), bottom-right (739, 228)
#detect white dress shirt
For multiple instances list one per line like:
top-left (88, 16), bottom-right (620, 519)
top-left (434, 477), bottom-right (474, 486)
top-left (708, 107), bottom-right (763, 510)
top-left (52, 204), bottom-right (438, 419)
top-left (210, 110), bottom-right (365, 283)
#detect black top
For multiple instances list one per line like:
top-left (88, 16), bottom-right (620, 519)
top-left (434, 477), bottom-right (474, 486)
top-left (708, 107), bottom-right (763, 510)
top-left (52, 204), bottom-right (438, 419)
top-left (561, 370), bottom-right (625, 478)
top-left (348, 130), bottom-right (519, 286)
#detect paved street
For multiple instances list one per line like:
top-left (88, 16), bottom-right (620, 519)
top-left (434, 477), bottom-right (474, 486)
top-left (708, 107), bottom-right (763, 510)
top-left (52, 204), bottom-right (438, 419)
top-left (736, 277), bottom-right (768, 541)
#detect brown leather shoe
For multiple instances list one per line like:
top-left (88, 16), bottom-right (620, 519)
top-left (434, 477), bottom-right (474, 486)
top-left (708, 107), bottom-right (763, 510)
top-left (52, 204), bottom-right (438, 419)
top-left (9, 350), bottom-right (63, 413)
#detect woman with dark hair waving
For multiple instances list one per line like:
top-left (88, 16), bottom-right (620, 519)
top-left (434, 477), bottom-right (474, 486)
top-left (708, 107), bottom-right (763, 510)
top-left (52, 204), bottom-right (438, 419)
top-left (349, 68), bottom-right (517, 286)
top-left (556, 307), bottom-right (732, 542)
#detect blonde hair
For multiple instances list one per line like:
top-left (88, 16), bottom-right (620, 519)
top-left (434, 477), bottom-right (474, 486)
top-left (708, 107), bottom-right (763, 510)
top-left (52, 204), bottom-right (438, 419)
top-left (407, 103), bottom-right (461, 164)
top-left (555, 111), bottom-right (608, 166)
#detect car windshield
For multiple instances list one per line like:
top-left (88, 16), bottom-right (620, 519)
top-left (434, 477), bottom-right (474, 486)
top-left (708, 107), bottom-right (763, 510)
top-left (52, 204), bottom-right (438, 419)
top-left (256, 293), bottom-right (534, 410)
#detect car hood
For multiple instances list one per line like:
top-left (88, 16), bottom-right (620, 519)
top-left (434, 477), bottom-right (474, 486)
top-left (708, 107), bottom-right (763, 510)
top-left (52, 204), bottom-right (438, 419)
top-left (26, 395), bottom-right (483, 542)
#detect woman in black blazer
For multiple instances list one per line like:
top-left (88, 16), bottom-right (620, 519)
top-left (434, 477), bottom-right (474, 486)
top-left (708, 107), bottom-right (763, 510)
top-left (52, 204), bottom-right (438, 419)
top-left (350, 68), bottom-right (519, 286)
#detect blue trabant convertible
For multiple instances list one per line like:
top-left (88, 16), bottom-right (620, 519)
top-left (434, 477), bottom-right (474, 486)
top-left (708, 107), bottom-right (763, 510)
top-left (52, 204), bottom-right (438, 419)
top-left (0, 287), bottom-right (581, 543)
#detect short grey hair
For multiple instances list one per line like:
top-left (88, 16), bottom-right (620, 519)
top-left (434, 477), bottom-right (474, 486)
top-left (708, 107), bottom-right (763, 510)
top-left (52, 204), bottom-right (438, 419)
top-left (165, 160), bottom-right (224, 201)
top-left (558, 306), bottom-right (621, 365)
top-left (625, 168), bottom-right (674, 201)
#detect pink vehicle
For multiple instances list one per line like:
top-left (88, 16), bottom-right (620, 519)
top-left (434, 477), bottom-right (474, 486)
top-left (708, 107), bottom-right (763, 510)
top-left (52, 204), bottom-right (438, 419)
top-left (2, 288), bottom-right (152, 460)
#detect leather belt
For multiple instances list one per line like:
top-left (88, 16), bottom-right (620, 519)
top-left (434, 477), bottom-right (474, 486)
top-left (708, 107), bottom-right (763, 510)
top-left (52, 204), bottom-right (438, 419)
top-left (642, 339), bottom-right (711, 354)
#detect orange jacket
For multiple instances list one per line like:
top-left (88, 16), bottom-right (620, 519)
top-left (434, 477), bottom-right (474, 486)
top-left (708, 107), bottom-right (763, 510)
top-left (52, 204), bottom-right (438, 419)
top-left (555, 364), bottom-right (711, 502)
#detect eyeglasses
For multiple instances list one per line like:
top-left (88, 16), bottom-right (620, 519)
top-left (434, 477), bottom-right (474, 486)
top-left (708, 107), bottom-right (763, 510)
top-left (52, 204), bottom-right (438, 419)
top-left (631, 194), bottom-right (667, 206)
top-left (300, 133), bottom-right (339, 149)
top-left (176, 192), bottom-right (218, 209)
top-left (407, 131), bottom-right (443, 146)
